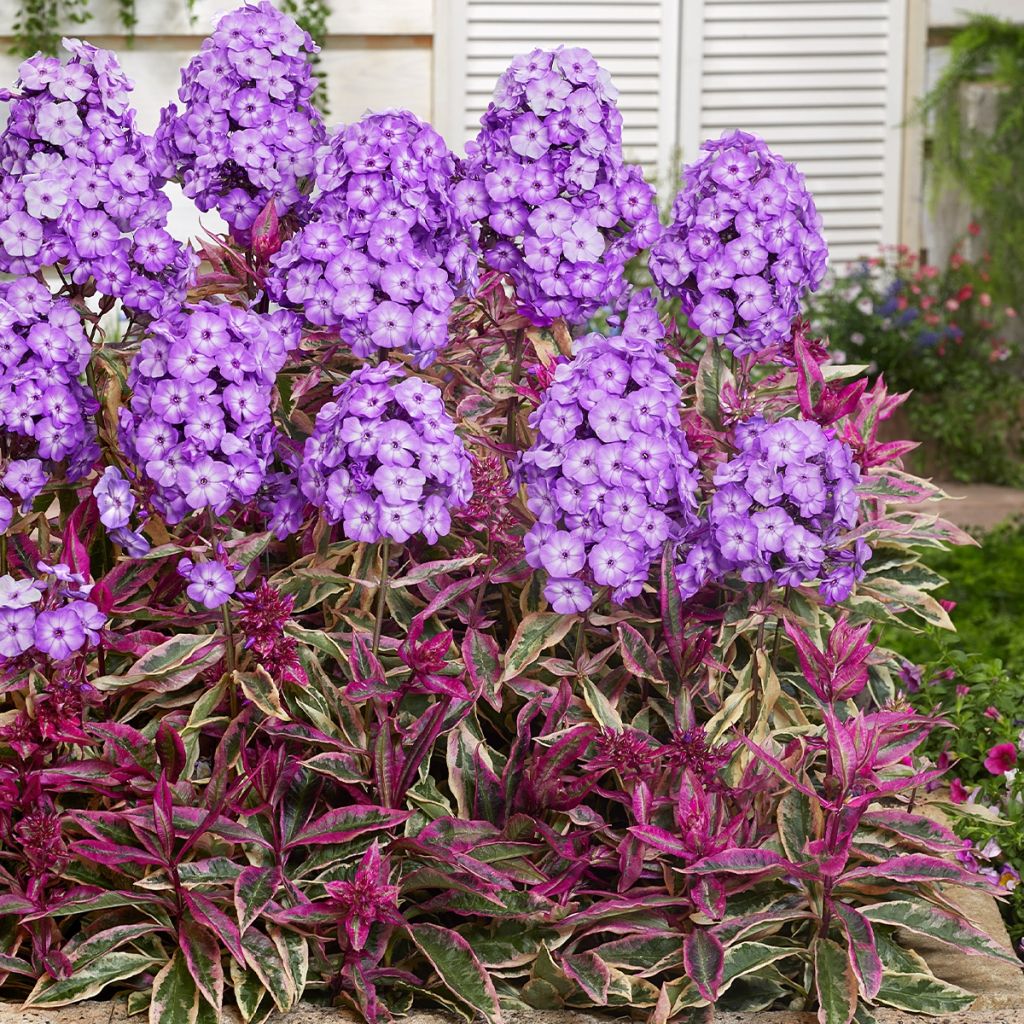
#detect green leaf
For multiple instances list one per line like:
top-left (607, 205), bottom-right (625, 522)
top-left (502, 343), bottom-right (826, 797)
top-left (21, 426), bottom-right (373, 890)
top-left (695, 341), bottom-right (733, 428)
top-left (462, 627), bottom-right (503, 709)
top-left (501, 612), bottom-right (575, 682)
top-left (684, 928), bottom-right (724, 1002)
top-left (410, 923), bottom-right (503, 1023)
top-left (581, 677), bottom-right (622, 731)
top-left (150, 952), bottom-right (200, 1024)
top-left (241, 928), bottom-right (296, 1013)
top-left (93, 634), bottom-right (224, 692)
top-left (24, 952), bottom-right (157, 1008)
top-left (179, 921), bottom-right (223, 1014)
top-left (861, 900), bottom-right (1019, 964)
top-left (561, 951), bottom-right (611, 1005)
top-left (285, 622), bottom-right (345, 664)
top-left (302, 751), bottom-right (364, 784)
top-left (237, 668), bottom-right (289, 720)
top-left (777, 788), bottom-right (819, 863)
top-left (814, 937), bottom-right (857, 1024)
top-left (874, 971), bottom-right (974, 1014)
top-left (229, 960), bottom-right (266, 1023)
top-left (721, 942), bottom-right (801, 988)
top-left (390, 554), bottom-right (483, 586)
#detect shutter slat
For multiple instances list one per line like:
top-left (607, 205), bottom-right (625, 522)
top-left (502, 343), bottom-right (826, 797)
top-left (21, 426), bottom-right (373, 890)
top-left (703, 88), bottom-right (887, 108)
top-left (706, 1), bottom-right (888, 19)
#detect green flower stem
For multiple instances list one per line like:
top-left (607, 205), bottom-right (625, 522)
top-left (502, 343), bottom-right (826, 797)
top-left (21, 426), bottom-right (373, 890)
top-left (372, 538), bottom-right (391, 658)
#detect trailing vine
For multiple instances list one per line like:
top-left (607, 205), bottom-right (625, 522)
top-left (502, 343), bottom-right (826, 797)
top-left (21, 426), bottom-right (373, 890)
top-left (9, 0), bottom-right (330, 112)
top-left (920, 14), bottom-right (1024, 302)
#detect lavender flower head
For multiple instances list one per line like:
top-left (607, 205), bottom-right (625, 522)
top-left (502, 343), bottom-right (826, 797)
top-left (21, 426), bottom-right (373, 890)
top-left (649, 130), bottom-right (827, 356)
top-left (458, 46), bottom-right (661, 326)
top-left (676, 416), bottom-right (870, 604)
top-left (152, 1), bottom-right (326, 244)
top-left (520, 291), bottom-right (699, 612)
top-left (0, 563), bottom-right (104, 663)
top-left (0, 278), bottom-right (100, 507)
top-left (268, 109), bottom-right (478, 366)
top-left (119, 303), bottom-right (300, 524)
top-left (0, 38), bottom-right (195, 320)
top-left (299, 362), bottom-right (473, 544)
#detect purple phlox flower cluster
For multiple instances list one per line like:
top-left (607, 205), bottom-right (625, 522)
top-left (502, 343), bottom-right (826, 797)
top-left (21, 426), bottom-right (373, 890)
top-left (299, 361), bottom-right (473, 544)
top-left (0, 563), bottom-right (105, 663)
top-left (152, 1), bottom-right (326, 243)
top-left (92, 465), bottom-right (150, 555)
top-left (267, 109), bottom-right (478, 367)
top-left (520, 291), bottom-right (699, 613)
top-left (458, 46), bottom-right (660, 327)
top-left (177, 556), bottom-right (236, 609)
top-left (676, 416), bottom-right (870, 604)
top-left (0, 38), bottom-right (195, 320)
top-left (649, 130), bottom-right (828, 356)
top-left (119, 303), bottom-right (300, 524)
top-left (0, 278), bottom-right (99, 507)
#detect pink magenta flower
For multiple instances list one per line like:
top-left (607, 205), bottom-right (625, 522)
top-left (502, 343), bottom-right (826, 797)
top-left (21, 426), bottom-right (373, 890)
top-left (949, 778), bottom-right (969, 804)
top-left (984, 742), bottom-right (1017, 776)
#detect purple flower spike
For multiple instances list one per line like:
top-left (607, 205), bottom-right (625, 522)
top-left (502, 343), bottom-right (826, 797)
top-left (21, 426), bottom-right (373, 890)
top-left (460, 46), bottom-right (661, 326)
top-left (119, 303), bottom-right (300, 524)
top-left (0, 279), bottom-right (100, 504)
top-left (0, 39), bottom-right (196, 320)
top-left (267, 110), bottom-right (478, 367)
top-left (650, 130), bottom-right (828, 356)
top-left (676, 416), bottom-right (870, 603)
top-left (299, 362), bottom-right (473, 545)
top-left (520, 290), bottom-right (699, 612)
top-left (152, 1), bottom-right (326, 245)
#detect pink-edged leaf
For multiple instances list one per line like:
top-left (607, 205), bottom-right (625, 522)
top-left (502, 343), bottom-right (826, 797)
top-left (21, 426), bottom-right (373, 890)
top-left (660, 545), bottom-right (686, 673)
top-left (284, 805), bottom-right (411, 850)
top-left (684, 928), bottom-right (724, 1002)
top-left (860, 810), bottom-right (961, 852)
top-left (69, 839), bottom-right (164, 868)
top-left (629, 825), bottom-right (691, 859)
top-left (561, 951), bottom-right (611, 1005)
top-left (155, 722), bottom-right (186, 783)
top-left (0, 952), bottom-right (33, 976)
top-left (843, 854), bottom-right (996, 890)
top-left (692, 876), bottom-right (726, 920)
top-left (234, 865), bottom-right (280, 933)
top-left (179, 919), bottom-right (224, 1013)
top-left (617, 622), bottom-right (664, 682)
top-left (832, 902), bottom-right (883, 1000)
top-left (184, 891), bottom-right (244, 965)
top-left (409, 923), bottom-right (502, 1023)
top-left (741, 736), bottom-right (820, 802)
top-left (687, 848), bottom-right (793, 876)
top-left (462, 627), bottom-right (503, 710)
top-left (793, 326), bottom-right (826, 417)
top-left (862, 900), bottom-right (1019, 963)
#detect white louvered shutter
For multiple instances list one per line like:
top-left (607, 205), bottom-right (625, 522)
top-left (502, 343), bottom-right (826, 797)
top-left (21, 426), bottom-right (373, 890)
top-left (433, 0), bottom-right (681, 177)
top-left (693, 0), bottom-right (907, 267)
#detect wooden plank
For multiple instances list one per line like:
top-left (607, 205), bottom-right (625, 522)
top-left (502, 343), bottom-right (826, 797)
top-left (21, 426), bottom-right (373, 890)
top-left (707, 1), bottom-right (889, 18)
top-left (704, 53), bottom-right (887, 72)
top-left (704, 70), bottom-right (887, 89)
top-left (704, 19), bottom-right (888, 38)
top-left (703, 88), bottom-right (887, 108)
top-left (469, 2), bottom-right (662, 20)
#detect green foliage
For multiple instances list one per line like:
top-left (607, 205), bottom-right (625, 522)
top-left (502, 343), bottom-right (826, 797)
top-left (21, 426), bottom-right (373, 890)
top-left (811, 245), bottom-right (1024, 485)
top-left (883, 520), bottom-right (1024, 946)
top-left (10, 0), bottom-right (91, 58)
top-left (921, 14), bottom-right (1024, 304)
